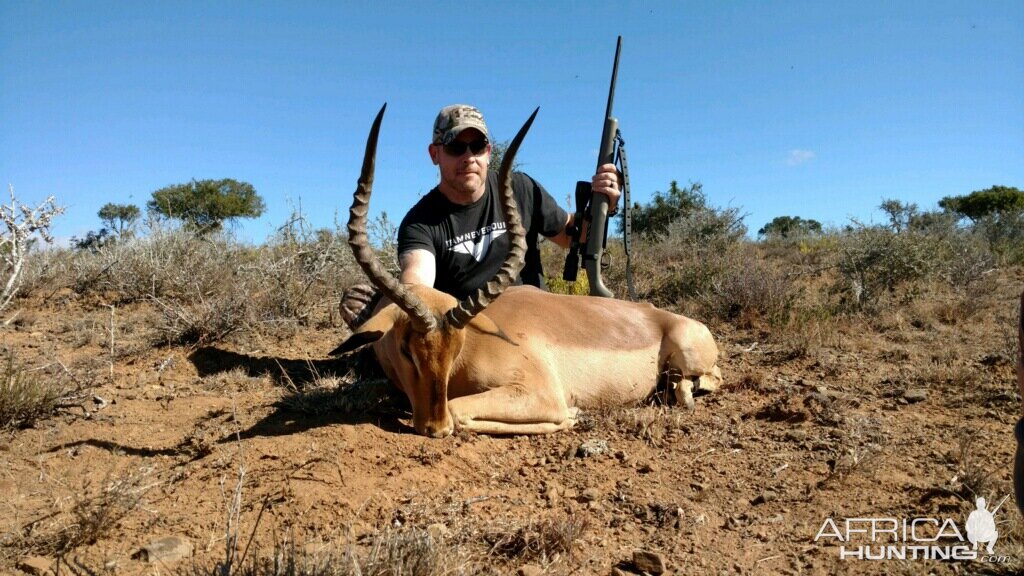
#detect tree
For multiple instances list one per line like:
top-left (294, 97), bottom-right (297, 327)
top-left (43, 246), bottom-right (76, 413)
top-left (71, 229), bottom-right (114, 252)
top-left (758, 215), bottom-right (822, 239)
top-left (879, 199), bottom-right (920, 233)
top-left (148, 179), bottom-right (265, 232)
top-left (487, 139), bottom-right (522, 174)
top-left (939, 185), bottom-right (1024, 222)
top-left (1, 185), bottom-right (64, 313)
top-left (98, 202), bottom-right (140, 238)
top-left (627, 180), bottom-right (705, 237)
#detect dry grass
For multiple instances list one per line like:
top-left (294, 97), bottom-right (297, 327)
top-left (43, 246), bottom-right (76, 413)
top-left (0, 349), bottom-right (80, 429)
top-left (19, 217), bottom-right (368, 346)
top-left (197, 527), bottom-right (488, 576)
top-left (950, 427), bottom-right (997, 500)
top-left (484, 513), bottom-right (590, 563)
top-left (600, 405), bottom-right (689, 447)
top-left (9, 466), bottom-right (155, 556)
top-left (816, 414), bottom-right (887, 489)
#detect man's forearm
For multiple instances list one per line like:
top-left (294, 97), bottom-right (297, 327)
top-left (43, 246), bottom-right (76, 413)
top-left (399, 249), bottom-right (437, 286)
top-left (548, 213), bottom-right (575, 249)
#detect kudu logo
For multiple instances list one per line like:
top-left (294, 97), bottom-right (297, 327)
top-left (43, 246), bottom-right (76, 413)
top-left (814, 495), bottom-right (1010, 564)
top-left (448, 223), bottom-right (506, 263)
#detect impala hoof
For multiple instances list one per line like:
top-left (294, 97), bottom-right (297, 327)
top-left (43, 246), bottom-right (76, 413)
top-left (417, 423), bottom-right (453, 438)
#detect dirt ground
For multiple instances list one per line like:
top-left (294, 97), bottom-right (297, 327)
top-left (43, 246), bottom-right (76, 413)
top-left (1, 270), bottom-right (1022, 575)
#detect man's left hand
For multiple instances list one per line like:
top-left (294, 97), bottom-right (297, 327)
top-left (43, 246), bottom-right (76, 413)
top-left (592, 163), bottom-right (621, 213)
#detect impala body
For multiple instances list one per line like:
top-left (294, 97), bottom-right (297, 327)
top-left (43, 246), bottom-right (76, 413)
top-left (333, 105), bottom-right (722, 437)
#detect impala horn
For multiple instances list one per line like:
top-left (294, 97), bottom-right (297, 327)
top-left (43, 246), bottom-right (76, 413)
top-left (349, 103), bottom-right (438, 333)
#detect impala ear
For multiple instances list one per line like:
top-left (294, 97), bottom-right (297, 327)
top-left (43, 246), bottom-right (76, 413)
top-left (329, 305), bottom-right (399, 356)
top-left (466, 314), bottom-right (518, 347)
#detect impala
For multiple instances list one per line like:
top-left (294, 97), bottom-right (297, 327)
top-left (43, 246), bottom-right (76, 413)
top-left (332, 105), bottom-right (722, 438)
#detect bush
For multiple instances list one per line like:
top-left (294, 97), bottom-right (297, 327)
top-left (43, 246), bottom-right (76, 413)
top-left (243, 213), bottom-right (359, 332)
top-left (700, 246), bottom-right (801, 327)
top-left (622, 203), bottom-right (747, 309)
top-left (833, 225), bottom-right (940, 311)
top-left (24, 213), bottom-right (371, 344)
top-left (974, 210), bottom-right (1024, 266)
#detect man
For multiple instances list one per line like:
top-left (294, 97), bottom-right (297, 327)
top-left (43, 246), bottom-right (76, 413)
top-left (342, 104), bottom-right (620, 327)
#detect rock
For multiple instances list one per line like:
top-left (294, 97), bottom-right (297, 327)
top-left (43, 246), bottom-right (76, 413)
top-left (751, 490), bottom-right (778, 505)
top-left (133, 535), bottom-right (193, 563)
top-left (784, 430), bottom-right (807, 443)
top-left (17, 556), bottom-right (53, 576)
top-left (543, 480), bottom-right (564, 494)
top-left (638, 462), bottom-right (657, 473)
top-left (581, 488), bottom-right (601, 502)
top-left (426, 523), bottom-right (448, 541)
top-left (544, 486), bottom-right (560, 505)
top-left (633, 549), bottom-right (667, 574)
top-left (517, 564), bottom-right (543, 576)
top-left (903, 388), bottom-right (929, 403)
top-left (610, 567), bottom-right (632, 576)
top-left (577, 439), bottom-right (610, 458)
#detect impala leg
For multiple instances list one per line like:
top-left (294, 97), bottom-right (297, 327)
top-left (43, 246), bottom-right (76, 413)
top-left (448, 385), bottom-right (578, 435)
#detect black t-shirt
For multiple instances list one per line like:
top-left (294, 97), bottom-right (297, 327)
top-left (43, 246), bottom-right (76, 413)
top-left (398, 171), bottom-right (568, 299)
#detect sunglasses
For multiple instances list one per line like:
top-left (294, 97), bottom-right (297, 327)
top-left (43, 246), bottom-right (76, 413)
top-left (441, 138), bottom-right (489, 157)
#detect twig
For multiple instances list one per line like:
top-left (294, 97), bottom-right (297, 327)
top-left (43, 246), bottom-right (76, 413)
top-left (104, 303), bottom-right (115, 379)
top-left (463, 495), bottom-right (491, 507)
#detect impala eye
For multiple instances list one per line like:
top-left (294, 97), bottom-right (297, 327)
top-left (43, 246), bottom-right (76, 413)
top-left (400, 332), bottom-right (414, 362)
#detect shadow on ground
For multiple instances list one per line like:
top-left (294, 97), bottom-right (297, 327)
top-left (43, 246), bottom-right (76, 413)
top-left (187, 346), bottom-right (412, 440)
top-left (45, 348), bottom-right (412, 461)
top-left (187, 346), bottom-right (379, 388)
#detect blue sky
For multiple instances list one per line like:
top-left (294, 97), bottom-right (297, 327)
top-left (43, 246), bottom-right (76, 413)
top-left (2, 1), bottom-right (1021, 244)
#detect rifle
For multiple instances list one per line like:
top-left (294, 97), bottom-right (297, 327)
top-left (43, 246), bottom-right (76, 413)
top-left (562, 36), bottom-right (634, 299)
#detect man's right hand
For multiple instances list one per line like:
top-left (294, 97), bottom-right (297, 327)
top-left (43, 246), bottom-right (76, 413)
top-left (340, 283), bottom-right (380, 330)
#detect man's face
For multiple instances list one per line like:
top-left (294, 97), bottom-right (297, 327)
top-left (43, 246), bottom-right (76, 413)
top-left (430, 128), bottom-right (491, 200)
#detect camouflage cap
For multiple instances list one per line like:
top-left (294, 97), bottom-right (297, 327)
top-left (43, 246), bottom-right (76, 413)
top-left (432, 104), bottom-right (489, 145)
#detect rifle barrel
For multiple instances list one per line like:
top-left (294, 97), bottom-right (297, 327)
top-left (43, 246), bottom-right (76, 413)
top-left (603, 36), bottom-right (622, 122)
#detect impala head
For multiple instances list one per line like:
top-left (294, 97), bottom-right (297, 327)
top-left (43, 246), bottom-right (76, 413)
top-left (332, 104), bottom-right (536, 437)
